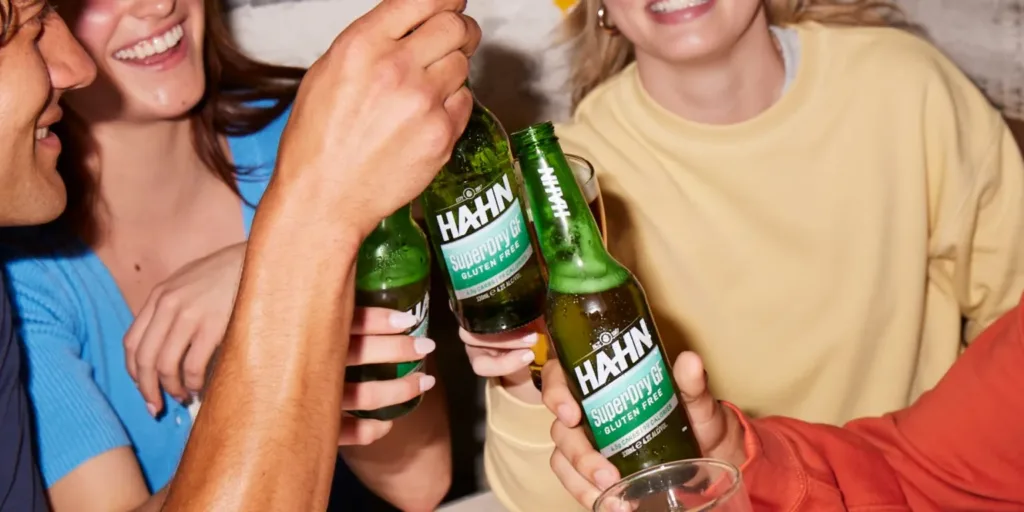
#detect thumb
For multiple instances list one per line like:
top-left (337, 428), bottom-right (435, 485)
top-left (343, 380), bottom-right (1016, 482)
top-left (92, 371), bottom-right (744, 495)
top-left (673, 351), bottom-right (716, 424)
top-left (673, 351), bottom-right (730, 456)
top-left (673, 351), bottom-right (748, 467)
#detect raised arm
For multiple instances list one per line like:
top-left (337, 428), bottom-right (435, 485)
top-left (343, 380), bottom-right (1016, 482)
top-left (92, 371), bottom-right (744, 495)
top-left (162, 0), bottom-right (480, 509)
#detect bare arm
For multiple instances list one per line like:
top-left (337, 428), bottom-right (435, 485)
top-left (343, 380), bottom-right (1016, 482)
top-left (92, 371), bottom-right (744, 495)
top-left (341, 358), bottom-right (452, 511)
top-left (162, 187), bottom-right (360, 511)
top-left (47, 448), bottom-right (168, 512)
top-left (160, 0), bottom-right (479, 508)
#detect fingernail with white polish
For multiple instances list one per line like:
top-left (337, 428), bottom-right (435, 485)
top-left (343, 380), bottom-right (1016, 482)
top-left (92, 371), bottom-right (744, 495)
top-left (419, 375), bottom-right (437, 392)
top-left (389, 311), bottom-right (418, 329)
top-left (522, 333), bottom-right (539, 346)
top-left (521, 351), bottom-right (536, 363)
top-left (146, 403), bottom-right (158, 417)
top-left (414, 337), bottom-right (436, 355)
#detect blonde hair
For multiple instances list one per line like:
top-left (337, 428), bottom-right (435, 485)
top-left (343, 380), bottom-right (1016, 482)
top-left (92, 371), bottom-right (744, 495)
top-left (565, 0), bottom-right (908, 109)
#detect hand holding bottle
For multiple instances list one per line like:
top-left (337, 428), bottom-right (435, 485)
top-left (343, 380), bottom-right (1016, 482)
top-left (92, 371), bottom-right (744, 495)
top-left (271, 0), bottom-right (481, 237)
top-left (543, 352), bottom-right (747, 509)
top-left (339, 307), bottom-right (437, 445)
top-left (459, 319), bottom-right (545, 377)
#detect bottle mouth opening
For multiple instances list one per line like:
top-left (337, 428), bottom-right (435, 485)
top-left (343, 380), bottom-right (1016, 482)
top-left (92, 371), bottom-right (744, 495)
top-left (511, 121), bottom-right (558, 154)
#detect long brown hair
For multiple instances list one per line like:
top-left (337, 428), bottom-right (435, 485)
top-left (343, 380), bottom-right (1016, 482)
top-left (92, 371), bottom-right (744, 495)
top-left (57, 0), bottom-right (305, 245)
top-left (564, 0), bottom-right (907, 110)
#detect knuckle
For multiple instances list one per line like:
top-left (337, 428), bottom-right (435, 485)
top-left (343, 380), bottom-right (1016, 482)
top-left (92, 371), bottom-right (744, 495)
top-left (404, 376), bottom-right (422, 398)
top-left (451, 53), bottom-right (470, 81)
top-left (156, 294), bottom-right (180, 312)
top-left (420, 117), bottom-right (453, 154)
top-left (415, 0), bottom-right (444, 13)
top-left (372, 56), bottom-right (407, 90)
top-left (541, 390), bottom-right (558, 412)
top-left (137, 358), bottom-right (155, 374)
top-left (156, 359), bottom-right (178, 379)
top-left (568, 448), bottom-right (585, 471)
top-left (183, 364), bottom-right (204, 386)
top-left (406, 86), bottom-right (436, 116)
top-left (332, 34), bottom-right (371, 65)
top-left (436, 11), bottom-right (467, 39)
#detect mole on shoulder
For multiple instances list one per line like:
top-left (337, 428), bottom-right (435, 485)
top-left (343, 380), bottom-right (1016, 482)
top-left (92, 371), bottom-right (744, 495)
top-left (134, 264), bottom-right (141, 272)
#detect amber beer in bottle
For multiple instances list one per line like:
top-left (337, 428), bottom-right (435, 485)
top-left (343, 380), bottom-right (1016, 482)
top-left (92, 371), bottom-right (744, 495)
top-left (420, 92), bottom-right (546, 333)
top-left (512, 122), bottom-right (702, 476)
top-left (346, 204), bottom-right (430, 420)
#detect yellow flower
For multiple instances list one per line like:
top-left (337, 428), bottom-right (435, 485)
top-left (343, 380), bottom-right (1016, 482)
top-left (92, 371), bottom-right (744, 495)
top-left (554, 0), bottom-right (577, 13)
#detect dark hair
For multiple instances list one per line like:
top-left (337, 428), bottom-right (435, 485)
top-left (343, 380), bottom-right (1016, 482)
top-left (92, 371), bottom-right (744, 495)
top-left (56, 0), bottom-right (305, 244)
top-left (0, 0), bottom-right (12, 44)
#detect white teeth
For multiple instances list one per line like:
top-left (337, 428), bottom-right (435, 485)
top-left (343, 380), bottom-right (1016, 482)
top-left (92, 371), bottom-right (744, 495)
top-left (650, 0), bottom-right (711, 13)
top-left (35, 127), bottom-right (49, 140)
top-left (113, 24), bottom-right (184, 61)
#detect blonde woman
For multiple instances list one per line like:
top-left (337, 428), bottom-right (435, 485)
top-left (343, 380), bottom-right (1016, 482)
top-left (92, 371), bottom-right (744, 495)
top-left (459, 0), bottom-right (1024, 509)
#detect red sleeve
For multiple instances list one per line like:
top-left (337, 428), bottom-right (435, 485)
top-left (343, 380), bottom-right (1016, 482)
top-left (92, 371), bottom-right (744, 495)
top-left (733, 296), bottom-right (1024, 512)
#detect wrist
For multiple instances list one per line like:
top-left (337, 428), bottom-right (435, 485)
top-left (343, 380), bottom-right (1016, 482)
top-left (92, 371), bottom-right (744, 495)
top-left (259, 176), bottom-right (370, 254)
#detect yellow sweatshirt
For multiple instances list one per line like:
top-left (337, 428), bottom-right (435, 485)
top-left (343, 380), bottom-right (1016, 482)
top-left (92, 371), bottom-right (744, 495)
top-left (485, 22), bottom-right (1024, 511)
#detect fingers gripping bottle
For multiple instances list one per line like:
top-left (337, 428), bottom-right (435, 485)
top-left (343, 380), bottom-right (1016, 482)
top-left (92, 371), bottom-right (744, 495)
top-left (346, 204), bottom-right (431, 420)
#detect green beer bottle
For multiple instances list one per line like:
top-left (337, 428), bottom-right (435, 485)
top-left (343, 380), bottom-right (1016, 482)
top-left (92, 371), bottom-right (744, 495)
top-left (420, 92), bottom-right (546, 333)
top-left (346, 204), bottom-right (430, 420)
top-left (512, 122), bottom-right (702, 476)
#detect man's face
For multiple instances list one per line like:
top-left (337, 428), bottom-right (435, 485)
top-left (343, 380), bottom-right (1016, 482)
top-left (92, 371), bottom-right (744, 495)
top-left (0, 0), bottom-right (95, 226)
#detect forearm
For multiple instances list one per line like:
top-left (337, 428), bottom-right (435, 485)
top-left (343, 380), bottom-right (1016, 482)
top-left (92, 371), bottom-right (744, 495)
top-left (163, 183), bottom-right (362, 511)
top-left (342, 359), bottom-right (452, 511)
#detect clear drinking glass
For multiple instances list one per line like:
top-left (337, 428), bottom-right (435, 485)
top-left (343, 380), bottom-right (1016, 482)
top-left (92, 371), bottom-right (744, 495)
top-left (564, 154), bottom-right (606, 243)
top-left (593, 459), bottom-right (752, 512)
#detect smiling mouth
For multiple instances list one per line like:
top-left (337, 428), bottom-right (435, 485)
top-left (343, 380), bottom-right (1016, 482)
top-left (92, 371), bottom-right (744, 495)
top-left (35, 127), bottom-right (50, 140)
top-left (113, 23), bottom-right (185, 61)
top-left (649, 0), bottom-right (712, 13)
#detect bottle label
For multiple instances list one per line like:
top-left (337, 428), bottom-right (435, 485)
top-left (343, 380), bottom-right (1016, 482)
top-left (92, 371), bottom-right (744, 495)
top-left (397, 294), bottom-right (430, 376)
top-left (435, 173), bottom-right (535, 301)
top-left (572, 316), bottom-right (681, 459)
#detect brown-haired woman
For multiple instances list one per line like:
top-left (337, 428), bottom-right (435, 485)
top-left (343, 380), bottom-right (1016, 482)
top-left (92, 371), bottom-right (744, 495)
top-left (461, 0), bottom-right (1024, 509)
top-left (0, 0), bottom-right (451, 509)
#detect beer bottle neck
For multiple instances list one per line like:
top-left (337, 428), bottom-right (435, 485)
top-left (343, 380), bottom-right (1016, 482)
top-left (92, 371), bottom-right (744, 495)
top-left (356, 204), bottom-right (428, 290)
top-left (518, 145), bottom-right (629, 294)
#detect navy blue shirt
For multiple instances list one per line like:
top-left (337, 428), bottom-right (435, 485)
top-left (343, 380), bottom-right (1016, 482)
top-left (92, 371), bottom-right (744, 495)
top-left (0, 277), bottom-right (46, 511)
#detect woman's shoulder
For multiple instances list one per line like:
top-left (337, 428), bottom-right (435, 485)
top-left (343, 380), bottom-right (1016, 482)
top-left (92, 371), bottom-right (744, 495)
top-left (0, 227), bottom-right (94, 321)
top-left (230, 100), bottom-right (294, 173)
top-left (229, 100), bottom-right (294, 209)
top-left (800, 22), bottom-right (967, 85)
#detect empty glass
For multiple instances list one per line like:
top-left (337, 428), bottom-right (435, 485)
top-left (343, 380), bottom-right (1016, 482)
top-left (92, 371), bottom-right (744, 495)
top-left (593, 459), bottom-right (751, 512)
